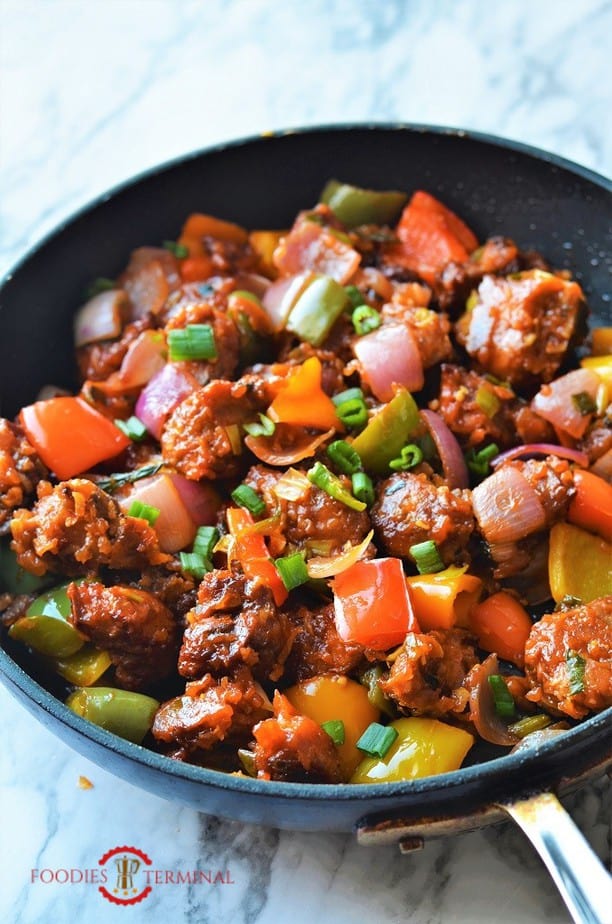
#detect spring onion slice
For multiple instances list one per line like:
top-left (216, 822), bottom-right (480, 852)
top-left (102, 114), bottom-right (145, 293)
top-left (409, 540), bottom-right (444, 574)
top-left (274, 552), bottom-right (309, 591)
top-left (307, 462), bottom-right (366, 512)
top-left (356, 722), bottom-right (398, 758)
top-left (167, 324), bottom-right (217, 361)
top-left (192, 526), bottom-right (219, 562)
top-left (231, 484), bottom-right (266, 517)
top-left (389, 443), bottom-right (423, 471)
top-left (351, 471), bottom-right (374, 506)
top-left (114, 415), bottom-right (148, 442)
top-left (163, 240), bottom-right (189, 259)
top-left (352, 305), bottom-right (381, 336)
top-left (566, 649), bottom-right (586, 695)
top-left (321, 720), bottom-right (345, 746)
top-left (179, 552), bottom-right (211, 580)
top-left (327, 440), bottom-right (362, 475)
top-left (488, 675), bottom-right (517, 718)
top-left (243, 414), bottom-right (276, 438)
top-left (127, 500), bottom-right (160, 526)
top-left (466, 443), bottom-right (499, 477)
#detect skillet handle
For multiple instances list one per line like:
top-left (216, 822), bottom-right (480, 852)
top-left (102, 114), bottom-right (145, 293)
top-left (500, 791), bottom-right (611, 924)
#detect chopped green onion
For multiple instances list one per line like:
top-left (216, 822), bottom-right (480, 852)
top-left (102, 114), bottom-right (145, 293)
top-left (163, 240), bottom-right (190, 259)
top-left (332, 387), bottom-right (364, 406)
top-left (326, 440), bottom-right (362, 475)
top-left (488, 674), bottom-right (517, 718)
top-left (356, 722), bottom-right (398, 758)
top-left (114, 415), bottom-right (148, 442)
top-left (127, 500), bottom-right (160, 526)
top-left (508, 714), bottom-right (552, 739)
top-left (566, 649), bottom-right (586, 695)
top-left (231, 484), bottom-right (266, 517)
top-left (389, 443), bottom-right (423, 471)
top-left (307, 462), bottom-right (366, 512)
top-left (345, 285), bottom-right (366, 308)
top-left (571, 392), bottom-right (597, 416)
top-left (465, 443), bottom-right (499, 477)
top-left (86, 277), bottom-right (115, 298)
top-left (97, 462), bottom-right (163, 493)
top-left (229, 289), bottom-right (262, 306)
top-left (359, 665), bottom-right (396, 718)
top-left (243, 414), bottom-right (276, 438)
top-left (352, 471), bottom-right (375, 507)
top-left (167, 324), bottom-right (217, 361)
top-left (274, 552), bottom-right (309, 591)
top-left (321, 719), bottom-right (345, 746)
top-left (409, 540), bottom-right (444, 574)
top-left (475, 385), bottom-right (501, 419)
top-left (192, 526), bottom-right (219, 562)
top-left (352, 304), bottom-right (381, 336)
top-left (179, 552), bottom-right (211, 580)
top-left (336, 397), bottom-right (369, 430)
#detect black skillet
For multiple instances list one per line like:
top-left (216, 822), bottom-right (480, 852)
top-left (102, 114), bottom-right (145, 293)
top-left (1, 126), bottom-right (611, 924)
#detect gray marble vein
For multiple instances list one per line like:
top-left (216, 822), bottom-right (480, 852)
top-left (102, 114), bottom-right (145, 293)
top-left (0, 0), bottom-right (610, 921)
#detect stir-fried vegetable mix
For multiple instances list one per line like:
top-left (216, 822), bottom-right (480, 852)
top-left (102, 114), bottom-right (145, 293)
top-left (1, 180), bottom-right (611, 784)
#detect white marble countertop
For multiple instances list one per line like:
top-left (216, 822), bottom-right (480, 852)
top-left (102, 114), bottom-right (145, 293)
top-left (0, 1), bottom-right (610, 922)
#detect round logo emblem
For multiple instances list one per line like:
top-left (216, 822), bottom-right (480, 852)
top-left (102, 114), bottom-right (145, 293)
top-left (98, 846), bottom-right (152, 906)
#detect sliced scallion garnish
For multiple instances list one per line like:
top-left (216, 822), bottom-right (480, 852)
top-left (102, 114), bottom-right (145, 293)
top-left (566, 649), bottom-right (586, 695)
top-left (163, 240), bottom-right (190, 259)
top-left (231, 484), bottom-right (266, 517)
top-left (114, 415), bottom-right (148, 442)
top-left (179, 552), bottom-right (211, 580)
top-left (167, 324), bottom-right (217, 362)
top-left (352, 304), bottom-right (381, 336)
top-left (488, 674), bottom-right (516, 718)
top-left (351, 471), bottom-right (374, 507)
top-left (307, 462), bottom-right (366, 512)
top-left (409, 540), bottom-right (444, 575)
top-left (389, 443), bottom-right (423, 471)
top-left (127, 500), bottom-right (160, 526)
top-left (356, 722), bottom-right (398, 758)
top-left (274, 552), bottom-right (309, 591)
top-left (243, 414), bottom-right (276, 438)
top-left (326, 440), bottom-right (362, 475)
top-left (321, 719), bottom-right (345, 746)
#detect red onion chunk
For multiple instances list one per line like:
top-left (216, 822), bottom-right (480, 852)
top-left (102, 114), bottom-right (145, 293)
top-left (262, 273), bottom-right (315, 331)
top-left (472, 465), bottom-right (546, 543)
top-left (354, 324), bottom-right (424, 402)
top-left (74, 290), bottom-right (126, 347)
top-left (491, 443), bottom-right (589, 469)
top-left (169, 474), bottom-right (222, 526)
top-left (98, 330), bottom-right (167, 395)
top-left (120, 474), bottom-right (196, 553)
top-left (421, 409), bottom-right (469, 489)
top-left (273, 221), bottom-right (360, 285)
top-left (135, 363), bottom-right (199, 440)
top-left (233, 273), bottom-right (271, 300)
top-left (532, 368), bottom-right (601, 440)
top-left (468, 654), bottom-right (519, 747)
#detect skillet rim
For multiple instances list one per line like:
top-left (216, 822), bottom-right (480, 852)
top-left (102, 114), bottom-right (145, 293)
top-left (0, 122), bottom-right (611, 806)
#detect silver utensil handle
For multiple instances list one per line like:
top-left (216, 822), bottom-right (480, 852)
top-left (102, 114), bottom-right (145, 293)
top-left (501, 791), bottom-right (611, 924)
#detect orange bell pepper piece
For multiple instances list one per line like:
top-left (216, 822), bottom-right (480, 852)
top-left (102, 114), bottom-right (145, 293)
top-left (469, 591), bottom-right (532, 668)
top-left (390, 191), bottom-right (479, 286)
top-left (267, 356), bottom-right (341, 432)
top-left (249, 230), bottom-right (286, 277)
top-left (591, 327), bottom-right (612, 355)
top-left (20, 397), bottom-right (130, 481)
top-left (226, 508), bottom-right (287, 605)
top-left (406, 566), bottom-right (482, 631)
top-left (178, 213), bottom-right (248, 257)
top-left (568, 469), bottom-right (612, 543)
top-left (179, 255), bottom-right (215, 282)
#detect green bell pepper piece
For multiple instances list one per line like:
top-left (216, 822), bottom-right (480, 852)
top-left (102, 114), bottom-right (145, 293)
top-left (320, 179), bottom-right (408, 228)
top-left (351, 389), bottom-right (421, 474)
top-left (53, 645), bottom-right (112, 686)
top-left (66, 687), bottom-right (160, 744)
top-left (9, 582), bottom-right (85, 657)
top-left (285, 275), bottom-right (348, 347)
top-left (0, 540), bottom-right (51, 595)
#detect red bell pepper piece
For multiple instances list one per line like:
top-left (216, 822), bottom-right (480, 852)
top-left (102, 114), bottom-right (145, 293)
top-left (390, 191), bottom-right (479, 286)
top-left (226, 508), bottom-right (288, 606)
top-left (20, 396), bottom-right (130, 480)
top-left (332, 557), bottom-right (419, 649)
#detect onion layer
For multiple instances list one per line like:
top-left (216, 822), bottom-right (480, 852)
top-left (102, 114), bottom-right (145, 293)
top-left (472, 465), bottom-right (546, 543)
top-left (120, 474), bottom-right (196, 553)
top-left (354, 323), bottom-right (424, 401)
top-left (468, 654), bottom-right (519, 746)
top-left (135, 363), bottom-right (199, 440)
top-left (74, 290), bottom-right (126, 346)
top-left (491, 443), bottom-right (589, 469)
top-left (307, 529), bottom-right (374, 579)
top-left (262, 272), bottom-right (315, 331)
top-left (169, 474), bottom-right (222, 526)
top-left (532, 368), bottom-right (600, 439)
top-left (245, 425), bottom-right (334, 467)
top-left (421, 409), bottom-right (469, 489)
top-left (94, 330), bottom-right (167, 395)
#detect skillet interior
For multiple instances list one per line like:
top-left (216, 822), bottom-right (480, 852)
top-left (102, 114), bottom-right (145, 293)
top-left (0, 125), bottom-right (611, 832)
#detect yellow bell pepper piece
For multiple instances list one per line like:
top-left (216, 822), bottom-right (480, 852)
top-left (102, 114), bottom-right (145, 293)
top-left (581, 354), bottom-right (612, 387)
top-left (350, 717), bottom-right (474, 783)
top-left (53, 645), bottom-right (112, 686)
top-left (285, 674), bottom-right (379, 780)
top-left (549, 522), bottom-right (612, 604)
top-left (249, 230), bottom-right (286, 277)
top-left (406, 566), bottom-right (482, 630)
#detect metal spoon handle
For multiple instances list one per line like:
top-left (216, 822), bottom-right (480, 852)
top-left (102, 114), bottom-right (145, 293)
top-left (501, 791), bottom-right (611, 924)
